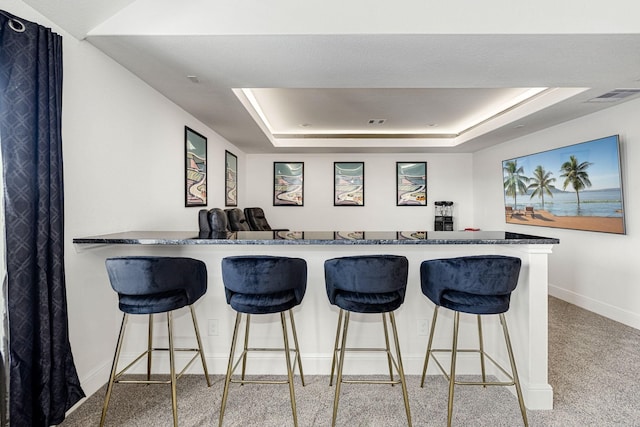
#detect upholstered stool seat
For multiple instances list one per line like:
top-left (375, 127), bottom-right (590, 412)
top-left (324, 255), bottom-right (412, 427)
top-left (219, 255), bottom-right (307, 427)
top-left (227, 290), bottom-right (299, 314)
top-left (333, 290), bottom-right (404, 313)
top-left (101, 256), bottom-right (211, 427)
top-left (420, 255), bottom-right (528, 427)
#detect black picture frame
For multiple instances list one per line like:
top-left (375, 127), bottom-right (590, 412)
top-left (273, 162), bottom-right (304, 206)
top-left (225, 150), bottom-right (238, 207)
top-left (334, 162), bottom-right (364, 206)
top-left (184, 126), bottom-right (207, 207)
top-left (396, 162), bottom-right (427, 206)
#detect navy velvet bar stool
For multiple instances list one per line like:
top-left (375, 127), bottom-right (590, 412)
top-left (324, 255), bottom-right (412, 427)
top-left (101, 256), bottom-right (211, 427)
top-left (219, 255), bottom-right (307, 427)
top-left (420, 255), bottom-right (528, 427)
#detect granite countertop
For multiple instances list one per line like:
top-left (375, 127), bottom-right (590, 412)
top-left (72, 230), bottom-right (559, 245)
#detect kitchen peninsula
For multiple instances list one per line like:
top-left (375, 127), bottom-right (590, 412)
top-left (73, 230), bottom-right (558, 410)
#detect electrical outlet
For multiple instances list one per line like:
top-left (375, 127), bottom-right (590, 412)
top-left (417, 319), bottom-right (430, 336)
top-left (208, 319), bottom-right (219, 336)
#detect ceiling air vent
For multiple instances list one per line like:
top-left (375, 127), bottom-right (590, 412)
top-left (587, 88), bottom-right (640, 103)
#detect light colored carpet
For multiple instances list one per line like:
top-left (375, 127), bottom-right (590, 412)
top-left (60, 297), bottom-right (640, 426)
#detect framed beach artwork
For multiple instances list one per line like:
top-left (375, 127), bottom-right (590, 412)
top-left (184, 126), bottom-right (207, 207)
top-left (225, 150), bottom-right (237, 207)
top-left (397, 162), bottom-right (427, 206)
top-left (274, 162), bottom-right (304, 206)
top-left (502, 134), bottom-right (625, 234)
top-left (334, 162), bottom-right (364, 206)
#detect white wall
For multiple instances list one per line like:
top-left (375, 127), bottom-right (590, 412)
top-left (4, 0), bottom-right (245, 402)
top-left (61, 42), bottom-right (244, 237)
top-left (473, 98), bottom-right (640, 329)
top-left (244, 153), bottom-right (473, 231)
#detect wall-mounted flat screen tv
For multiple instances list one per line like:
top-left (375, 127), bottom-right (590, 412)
top-left (502, 134), bottom-right (625, 234)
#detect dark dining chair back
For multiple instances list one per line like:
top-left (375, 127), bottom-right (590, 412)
top-left (208, 208), bottom-right (230, 232)
top-left (244, 207), bottom-right (272, 231)
top-left (225, 208), bottom-right (251, 231)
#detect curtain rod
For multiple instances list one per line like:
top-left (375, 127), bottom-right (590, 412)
top-left (0, 10), bottom-right (26, 33)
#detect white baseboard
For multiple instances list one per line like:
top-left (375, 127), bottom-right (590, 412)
top-left (65, 360), bottom-right (112, 415)
top-left (549, 284), bottom-right (640, 330)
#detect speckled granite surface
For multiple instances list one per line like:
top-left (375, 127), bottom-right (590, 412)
top-left (73, 230), bottom-right (559, 245)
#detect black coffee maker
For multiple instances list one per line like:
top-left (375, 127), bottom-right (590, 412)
top-left (434, 201), bottom-right (454, 231)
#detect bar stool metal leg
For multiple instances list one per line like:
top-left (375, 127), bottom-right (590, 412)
top-left (167, 312), bottom-right (178, 427)
top-left (500, 314), bottom-right (529, 427)
top-left (389, 312), bottom-right (412, 426)
top-left (332, 311), bottom-right (350, 427)
top-left (477, 315), bottom-right (487, 386)
top-left (241, 314), bottom-right (251, 382)
top-left (190, 305), bottom-right (211, 387)
top-left (420, 306), bottom-right (439, 387)
top-left (288, 310), bottom-right (305, 384)
top-left (100, 313), bottom-right (128, 427)
top-left (147, 314), bottom-right (153, 382)
top-left (329, 309), bottom-right (344, 386)
top-left (219, 310), bottom-right (303, 427)
top-left (382, 313), bottom-right (395, 384)
top-left (447, 311), bottom-right (460, 427)
top-left (280, 311), bottom-right (299, 427)
top-left (219, 312), bottom-right (242, 427)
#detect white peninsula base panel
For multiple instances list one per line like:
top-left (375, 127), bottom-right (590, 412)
top-left (73, 231), bottom-right (556, 409)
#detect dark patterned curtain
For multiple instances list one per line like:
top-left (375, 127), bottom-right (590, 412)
top-left (0, 10), bottom-right (84, 426)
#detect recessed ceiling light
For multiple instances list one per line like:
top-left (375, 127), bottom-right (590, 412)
top-left (427, 123), bottom-right (438, 127)
top-left (187, 75), bottom-right (199, 83)
top-left (514, 124), bottom-right (525, 129)
top-left (299, 123), bottom-right (312, 128)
